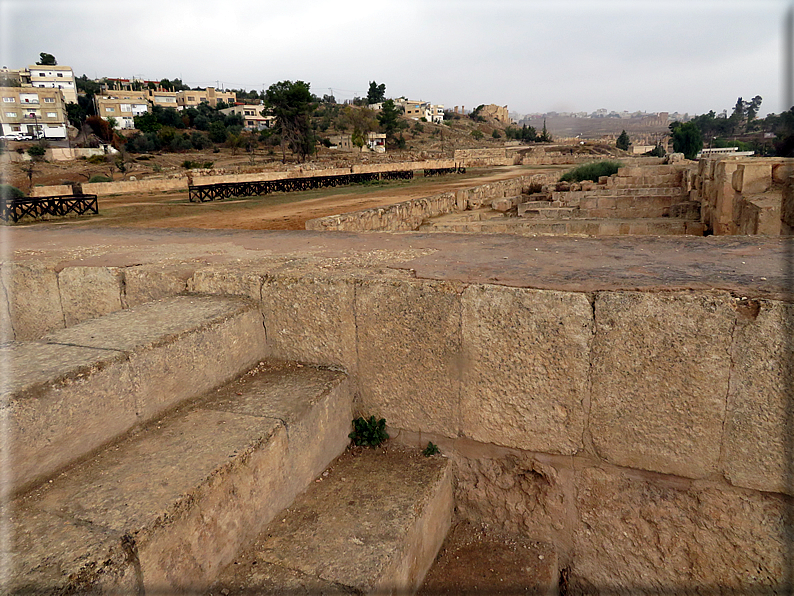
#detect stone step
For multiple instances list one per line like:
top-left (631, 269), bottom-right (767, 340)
top-left (208, 446), bottom-right (453, 595)
top-left (550, 187), bottom-right (687, 202)
top-left (3, 294), bottom-right (266, 495)
top-left (612, 173), bottom-right (683, 187)
top-left (7, 360), bottom-right (352, 595)
top-left (520, 207), bottom-right (578, 220)
top-left (424, 218), bottom-right (705, 237)
top-left (417, 521), bottom-right (558, 596)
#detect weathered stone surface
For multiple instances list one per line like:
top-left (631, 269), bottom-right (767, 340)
top-left (188, 265), bottom-right (265, 300)
top-left (1, 262), bottom-right (64, 340)
top-left (124, 263), bottom-right (194, 307)
top-left (733, 162), bottom-right (772, 195)
top-left (356, 279), bottom-right (462, 437)
top-left (213, 447), bottom-right (452, 595)
top-left (573, 466), bottom-right (789, 594)
top-left (58, 266), bottom-right (124, 326)
top-left (0, 266), bottom-right (13, 342)
top-left (460, 285), bottom-right (590, 454)
top-left (260, 274), bottom-right (356, 370)
top-left (724, 299), bottom-right (794, 495)
top-left (590, 292), bottom-right (734, 478)
top-left (8, 296), bottom-right (266, 494)
top-left (453, 451), bottom-right (567, 543)
top-left (9, 362), bottom-right (351, 595)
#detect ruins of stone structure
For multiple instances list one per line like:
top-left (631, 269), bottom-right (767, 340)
top-left (2, 154), bottom-right (792, 594)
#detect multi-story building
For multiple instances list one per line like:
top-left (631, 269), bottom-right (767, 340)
top-left (147, 88), bottom-right (179, 108)
top-left (219, 104), bottom-right (273, 130)
top-left (397, 99), bottom-right (444, 123)
top-left (95, 91), bottom-right (150, 129)
top-left (26, 65), bottom-right (77, 104)
top-left (177, 87), bottom-right (236, 109)
top-left (0, 87), bottom-right (68, 139)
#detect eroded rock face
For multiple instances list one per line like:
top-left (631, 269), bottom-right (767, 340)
top-left (572, 467), bottom-right (789, 595)
top-left (453, 453), bottom-right (567, 543)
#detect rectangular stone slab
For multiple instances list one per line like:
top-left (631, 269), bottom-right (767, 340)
top-left (210, 446), bottom-right (453, 595)
top-left (5, 294), bottom-right (266, 495)
top-left (7, 361), bottom-right (351, 595)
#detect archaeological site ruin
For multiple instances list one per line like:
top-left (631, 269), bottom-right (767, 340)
top-left (1, 149), bottom-right (793, 594)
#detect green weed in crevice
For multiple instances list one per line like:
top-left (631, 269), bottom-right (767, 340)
top-left (349, 416), bottom-right (389, 447)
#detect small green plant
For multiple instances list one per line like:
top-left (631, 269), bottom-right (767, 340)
top-left (349, 416), bottom-right (389, 447)
top-left (87, 154), bottom-right (106, 164)
top-left (471, 130), bottom-right (484, 141)
top-left (422, 442), bottom-right (440, 457)
top-left (88, 174), bottom-right (112, 183)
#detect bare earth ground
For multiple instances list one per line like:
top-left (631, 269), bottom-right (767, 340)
top-left (15, 165), bottom-right (564, 231)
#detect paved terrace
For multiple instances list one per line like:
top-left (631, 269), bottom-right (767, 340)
top-left (2, 227), bottom-right (791, 300)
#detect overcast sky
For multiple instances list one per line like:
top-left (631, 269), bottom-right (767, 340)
top-left (1, 0), bottom-right (791, 117)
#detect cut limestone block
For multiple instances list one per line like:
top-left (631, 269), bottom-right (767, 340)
top-left (4, 294), bottom-right (266, 494)
top-left (460, 285), bottom-right (590, 455)
top-left (208, 446), bottom-right (453, 596)
top-left (356, 279), bottom-right (462, 437)
top-left (723, 300), bottom-right (794, 495)
top-left (7, 361), bottom-right (351, 595)
top-left (589, 292), bottom-right (734, 478)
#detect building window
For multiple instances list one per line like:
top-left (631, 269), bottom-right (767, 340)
top-left (2, 97), bottom-right (14, 103)
top-left (5, 112), bottom-right (16, 117)
top-left (44, 97), bottom-right (55, 103)
top-left (11, 125), bottom-right (20, 131)
top-left (47, 112), bottom-right (57, 118)
top-left (57, 73), bottom-right (63, 77)
top-left (105, 107), bottom-right (115, 112)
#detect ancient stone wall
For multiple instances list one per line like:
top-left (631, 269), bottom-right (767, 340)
top-left (1, 258), bottom-right (790, 593)
top-left (305, 174), bottom-right (559, 232)
top-left (691, 156), bottom-right (793, 235)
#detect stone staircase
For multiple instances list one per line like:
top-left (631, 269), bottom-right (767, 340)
top-left (513, 164), bottom-right (704, 236)
top-left (3, 294), bottom-right (457, 594)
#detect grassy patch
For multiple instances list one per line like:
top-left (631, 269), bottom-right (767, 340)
top-left (559, 160), bottom-right (622, 183)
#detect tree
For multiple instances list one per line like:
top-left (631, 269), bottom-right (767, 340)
top-left (377, 99), bottom-right (403, 145)
top-left (538, 119), bottom-right (552, 142)
top-left (616, 130), bottom-right (630, 150)
top-left (264, 80), bottom-right (317, 162)
top-left (669, 121), bottom-right (703, 159)
top-left (366, 81), bottom-right (386, 105)
top-left (37, 53), bottom-right (57, 66)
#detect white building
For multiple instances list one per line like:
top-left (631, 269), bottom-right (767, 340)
top-left (26, 65), bottom-right (77, 104)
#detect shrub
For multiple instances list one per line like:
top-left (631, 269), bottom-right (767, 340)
top-left (27, 145), bottom-right (46, 159)
top-left (559, 160), bottom-right (623, 183)
top-left (0, 184), bottom-right (25, 200)
top-left (471, 130), bottom-right (484, 140)
top-left (87, 154), bottom-right (106, 164)
top-left (492, 129), bottom-right (501, 139)
top-left (422, 442), bottom-right (440, 457)
top-left (349, 416), bottom-right (388, 447)
top-left (88, 175), bottom-right (112, 183)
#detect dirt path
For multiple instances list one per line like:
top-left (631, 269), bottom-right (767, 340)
top-left (32, 165), bottom-right (563, 231)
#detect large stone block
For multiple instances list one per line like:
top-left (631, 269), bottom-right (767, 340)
top-left (356, 279), bottom-right (461, 437)
top-left (460, 285), bottom-right (590, 454)
top-left (723, 300), bottom-right (794, 495)
top-left (573, 466), bottom-right (788, 594)
top-left (1, 262), bottom-right (64, 340)
top-left (188, 266), bottom-right (265, 300)
top-left (590, 292), bottom-right (734, 478)
top-left (260, 274), bottom-right (356, 370)
top-left (124, 263), bottom-right (194, 307)
top-left (58, 266), bottom-right (124, 326)
top-left (732, 162), bottom-right (772, 195)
